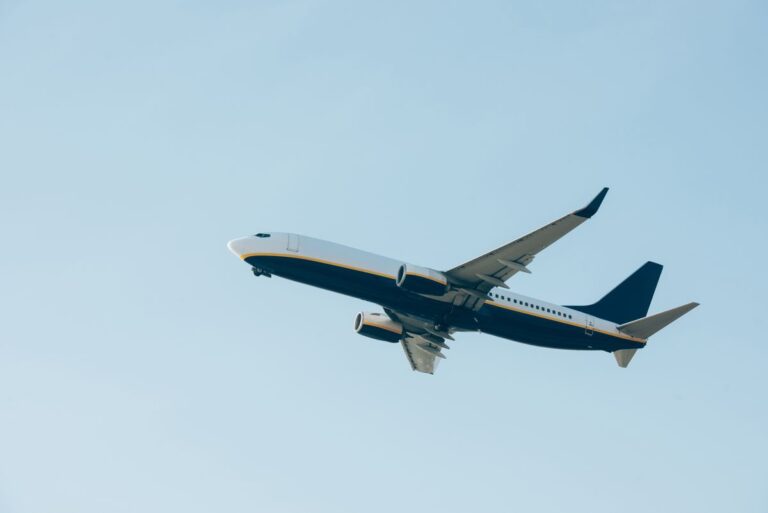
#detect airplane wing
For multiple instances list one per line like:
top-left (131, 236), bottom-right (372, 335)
top-left (445, 188), bottom-right (609, 309)
top-left (401, 336), bottom-right (443, 374)
top-left (385, 308), bottom-right (449, 374)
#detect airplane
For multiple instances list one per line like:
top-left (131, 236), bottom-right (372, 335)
top-left (227, 188), bottom-right (698, 374)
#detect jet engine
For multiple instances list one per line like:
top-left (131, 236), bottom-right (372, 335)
top-left (395, 263), bottom-right (449, 296)
top-left (354, 312), bottom-right (403, 343)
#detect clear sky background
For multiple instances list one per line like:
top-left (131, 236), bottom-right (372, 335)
top-left (1, 1), bottom-right (766, 512)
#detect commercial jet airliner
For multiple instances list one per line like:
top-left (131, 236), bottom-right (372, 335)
top-left (228, 188), bottom-right (698, 374)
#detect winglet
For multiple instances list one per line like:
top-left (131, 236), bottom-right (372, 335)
top-left (574, 187), bottom-right (609, 219)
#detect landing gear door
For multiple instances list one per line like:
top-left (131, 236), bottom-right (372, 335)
top-left (287, 234), bottom-right (300, 253)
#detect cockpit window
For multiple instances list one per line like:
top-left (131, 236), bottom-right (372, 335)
top-left (254, 233), bottom-right (271, 238)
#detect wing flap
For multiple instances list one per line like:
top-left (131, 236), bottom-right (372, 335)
top-left (385, 309), bottom-right (449, 374)
top-left (401, 336), bottom-right (442, 374)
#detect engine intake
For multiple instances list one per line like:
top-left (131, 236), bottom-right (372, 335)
top-left (354, 312), bottom-right (403, 343)
top-left (396, 263), bottom-right (449, 296)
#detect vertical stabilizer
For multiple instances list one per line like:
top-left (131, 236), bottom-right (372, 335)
top-left (566, 262), bottom-right (663, 324)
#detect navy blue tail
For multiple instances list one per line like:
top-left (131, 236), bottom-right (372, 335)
top-left (566, 262), bottom-right (663, 324)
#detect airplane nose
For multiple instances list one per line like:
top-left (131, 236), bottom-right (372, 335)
top-left (227, 236), bottom-right (255, 258)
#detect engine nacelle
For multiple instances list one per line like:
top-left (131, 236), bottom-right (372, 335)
top-left (354, 312), bottom-right (403, 343)
top-left (396, 263), bottom-right (449, 296)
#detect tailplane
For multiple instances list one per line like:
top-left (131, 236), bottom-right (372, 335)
top-left (617, 302), bottom-right (700, 339)
top-left (612, 302), bottom-right (700, 368)
top-left (566, 262), bottom-right (663, 324)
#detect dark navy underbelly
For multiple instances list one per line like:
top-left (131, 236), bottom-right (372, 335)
top-left (247, 255), bottom-right (458, 322)
top-left (478, 303), bottom-right (642, 351)
top-left (246, 255), bottom-right (642, 352)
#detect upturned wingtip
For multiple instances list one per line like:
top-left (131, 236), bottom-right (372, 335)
top-left (574, 187), bottom-right (609, 219)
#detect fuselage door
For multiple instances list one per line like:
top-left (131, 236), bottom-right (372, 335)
top-left (287, 233), bottom-right (300, 253)
top-left (585, 317), bottom-right (594, 336)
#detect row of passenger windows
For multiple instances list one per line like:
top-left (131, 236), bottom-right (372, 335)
top-left (492, 293), bottom-right (573, 319)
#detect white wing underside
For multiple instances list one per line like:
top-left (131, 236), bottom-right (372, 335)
top-left (401, 336), bottom-right (441, 374)
top-left (385, 309), bottom-right (448, 374)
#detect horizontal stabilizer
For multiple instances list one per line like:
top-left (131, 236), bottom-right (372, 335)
top-left (617, 302), bottom-right (700, 339)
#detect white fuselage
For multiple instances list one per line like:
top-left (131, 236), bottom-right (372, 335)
top-left (228, 233), bottom-right (645, 350)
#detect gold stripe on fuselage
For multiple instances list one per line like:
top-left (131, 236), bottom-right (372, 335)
top-left (240, 252), bottom-right (645, 344)
top-left (240, 252), bottom-right (397, 280)
top-left (484, 300), bottom-right (646, 343)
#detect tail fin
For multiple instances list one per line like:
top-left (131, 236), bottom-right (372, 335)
top-left (566, 262), bottom-right (663, 324)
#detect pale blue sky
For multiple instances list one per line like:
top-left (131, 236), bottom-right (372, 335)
top-left (1, 1), bottom-right (766, 512)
